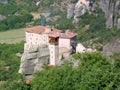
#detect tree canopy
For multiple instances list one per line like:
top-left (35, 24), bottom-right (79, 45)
top-left (30, 52), bottom-right (120, 90)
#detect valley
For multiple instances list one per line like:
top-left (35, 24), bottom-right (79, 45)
top-left (0, 28), bottom-right (25, 44)
top-left (0, 0), bottom-right (120, 90)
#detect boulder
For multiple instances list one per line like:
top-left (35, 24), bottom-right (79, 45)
top-left (0, 0), bottom-right (8, 4)
top-left (26, 53), bottom-right (37, 60)
top-left (103, 39), bottom-right (120, 57)
top-left (76, 43), bottom-right (86, 53)
top-left (0, 14), bottom-right (6, 21)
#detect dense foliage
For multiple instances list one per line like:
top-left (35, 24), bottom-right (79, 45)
top-left (30, 52), bottom-right (120, 90)
top-left (0, 0), bottom-right (36, 31)
top-left (0, 13), bottom-right (33, 31)
top-left (0, 42), bottom-right (24, 81)
top-left (0, 42), bottom-right (30, 90)
top-left (47, 12), bottom-right (75, 31)
top-left (0, 43), bottom-right (120, 90)
top-left (0, 0), bottom-right (37, 16)
top-left (71, 0), bottom-right (79, 3)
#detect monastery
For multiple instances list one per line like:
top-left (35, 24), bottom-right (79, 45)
top-left (19, 25), bottom-right (94, 75)
top-left (25, 25), bottom-right (77, 65)
top-left (19, 25), bottom-right (79, 75)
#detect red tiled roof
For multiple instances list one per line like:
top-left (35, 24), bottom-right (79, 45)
top-left (25, 26), bottom-right (77, 38)
top-left (49, 29), bottom-right (62, 38)
top-left (60, 30), bottom-right (77, 38)
top-left (26, 26), bottom-right (46, 34)
top-left (53, 29), bottom-right (62, 33)
top-left (49, 31), bottom-right (60, 38)
top-left (26, 26), bottom-right (62, 34)
top-left (60, 33), bottom-right (76, 38)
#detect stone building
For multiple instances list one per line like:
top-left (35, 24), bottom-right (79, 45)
top-left (19, 25), bottom-right (77, 74)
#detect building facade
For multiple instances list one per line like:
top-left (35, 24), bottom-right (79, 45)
top-left (24, 25), bottom-right (77, 65)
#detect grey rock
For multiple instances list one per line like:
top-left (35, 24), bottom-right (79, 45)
top-left (73, 4), bottom-right (87, 24)
top-left (73, 17), bottom-right (80, 24)
top-left (28, 46), bottom-right (38, 53)
top-left (20, 59), bottom-right (35, 68)
top-left (99, 0), bottom-right (120, 28)
top-left (0, 14), bottom-right (6, 21)
top-left (67, 4), bottom-right (75, 19)
top-left (19, 44), bottom-right (50, 75)
top-left (0, 0), bottom-right (8, 4)
top-left (74, 5), bottom-right (87, 18)
top-left (37, 45), bottom-right (49, 57)
top-left (117, 18), bottom-right (120, 29)
top-left (67, 0), bottom-right (90, 24)
top-left (103, 39), bottom-right (120, 57)
top-left (34, 57), bottom-right (49, 71)
top-left (26, 53), bottom-right (37, 60)
top-left (20, 66), bottom-right (35, 75)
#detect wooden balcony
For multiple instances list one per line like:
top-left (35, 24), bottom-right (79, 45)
top-left (49, 37), bottom-right (58, 45)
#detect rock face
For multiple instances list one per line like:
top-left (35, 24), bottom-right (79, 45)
top-left (0, 14), bottom-right (6, 21)
top-left (117, 18), bottom-right (120, 29)
top-left (0, 0), bottom-right (8, 4)
top-left (67, 0), bottom-right (92, 24)
top-left (103, 39), bottom-right (120, 57)
top-left (67, 4), bottom-right (75, 19)
top-left (19, 44), bottom-right (49, 75)
top-left (99, 0), bottom-right (120, 29)
top-left (66, 0), bottom-right (120, 28)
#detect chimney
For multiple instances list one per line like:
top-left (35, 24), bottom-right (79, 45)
top-left (51, 25), bottom-right (55, 31)
top-left (65, 30), bottom-right (70, 35)
top-left (45, 26), bottom-right (52, 33)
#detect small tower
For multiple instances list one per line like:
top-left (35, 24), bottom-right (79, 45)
top-left (49, 34), bottom-right (59, 65)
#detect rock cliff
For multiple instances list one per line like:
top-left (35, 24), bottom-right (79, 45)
top-left (67, 0), bottom-right (91, 24)
top-left (103, 39), bottom-right (120, 57)
top-left (99, 0), bottom-right (120, 29)
top-left (67, 0), bottom-right (120, 28)
top-left (19, 44), bottom-right (49, 75)
top-left (0, 0), bottom-right (8, 4)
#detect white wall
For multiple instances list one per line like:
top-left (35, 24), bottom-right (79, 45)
top-left (49, 44), bottom-right (59, 65)
top-left (26, 32), bottom-right (49, 49)
top-left (76, 43), bottom-right (86, 53)
top-left (59, 38), bottom-right (71, 49)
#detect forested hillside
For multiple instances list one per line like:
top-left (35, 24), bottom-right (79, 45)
top-left (0, 0), bottom-right (120, 47)
top-left (1, 50), bottom-right (120, 90)
top-left (0, 0), bottom-right (120, 90)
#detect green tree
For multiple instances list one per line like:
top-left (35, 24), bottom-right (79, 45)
top-left (31, 52), bottom-right (120, 90)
